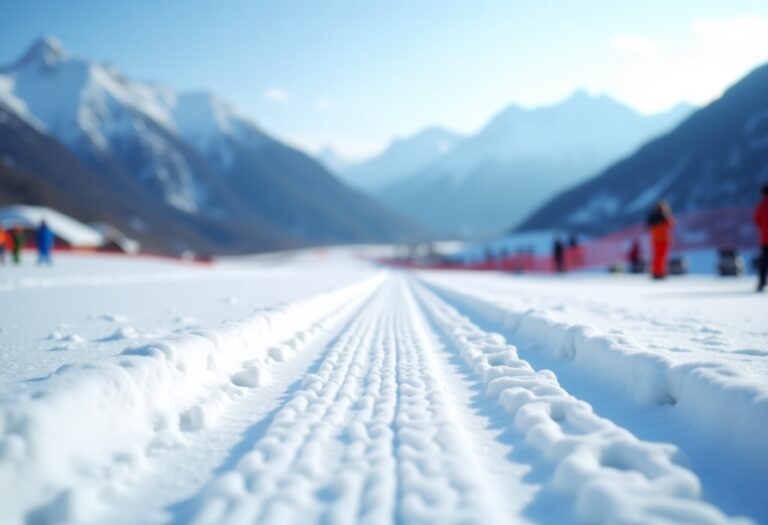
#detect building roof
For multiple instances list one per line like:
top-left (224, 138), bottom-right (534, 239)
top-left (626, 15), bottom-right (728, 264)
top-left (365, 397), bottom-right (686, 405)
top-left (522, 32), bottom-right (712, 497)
top-left (0, 205), bottom-right (103, 247)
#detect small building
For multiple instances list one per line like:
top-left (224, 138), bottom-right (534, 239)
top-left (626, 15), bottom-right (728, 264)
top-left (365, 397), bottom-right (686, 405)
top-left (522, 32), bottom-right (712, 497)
top-left (0, 205), bottom-right (104, 249)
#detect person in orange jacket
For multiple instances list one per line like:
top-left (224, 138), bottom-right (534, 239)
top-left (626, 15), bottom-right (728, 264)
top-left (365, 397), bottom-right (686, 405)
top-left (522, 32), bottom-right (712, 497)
top-left (755, 185), bottom-right (768, 292)
top-left (646, 200), bottom-right (675, 280)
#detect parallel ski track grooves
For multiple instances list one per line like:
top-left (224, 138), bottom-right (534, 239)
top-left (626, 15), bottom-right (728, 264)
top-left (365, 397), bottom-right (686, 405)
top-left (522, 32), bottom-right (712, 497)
top-left (101, 275), bottom-right (386, 525)
top-left (147, 274), bottom-right (738, 524)
top-left (188, 276), bottom-right (530, 525)
top-left (316, 281), bottom-right (398, 525)
top-left (403, 277), bottom-right (541, 523)
top-left (392, 277), bottom-right (511, 524)
top-left (191, 280), bottom-right (396, 524)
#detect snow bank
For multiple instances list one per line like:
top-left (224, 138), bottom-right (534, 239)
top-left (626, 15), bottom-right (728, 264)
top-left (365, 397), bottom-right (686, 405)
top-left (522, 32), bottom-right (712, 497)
top-left (420, 278), bottom-right (768, 472)
top-left (0, 272), bottom-right (385, 524)
top-left (413, 282), bottom-right (746, 524)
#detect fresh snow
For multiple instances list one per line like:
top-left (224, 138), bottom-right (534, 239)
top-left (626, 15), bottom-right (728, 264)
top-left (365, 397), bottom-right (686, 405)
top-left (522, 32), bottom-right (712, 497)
top-left (0, 252), bottom-right (765, 524)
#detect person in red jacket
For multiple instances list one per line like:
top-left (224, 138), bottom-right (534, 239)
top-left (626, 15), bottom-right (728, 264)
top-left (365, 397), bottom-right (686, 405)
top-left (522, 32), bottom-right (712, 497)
top-left (755, 185), bottom-right (768, 292)
top-left (646, 200), bottom-right (675, 280)
top-left (0, 225), bottom-right (9, 265)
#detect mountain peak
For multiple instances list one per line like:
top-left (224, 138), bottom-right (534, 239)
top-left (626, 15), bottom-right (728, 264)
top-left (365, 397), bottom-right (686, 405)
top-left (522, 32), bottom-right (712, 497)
top-left (567, 88), bottom-right (592, 101)
top-left (561, 89), bottom-right (618, 107)
top-left (15, 35), bottom-right (70, 68)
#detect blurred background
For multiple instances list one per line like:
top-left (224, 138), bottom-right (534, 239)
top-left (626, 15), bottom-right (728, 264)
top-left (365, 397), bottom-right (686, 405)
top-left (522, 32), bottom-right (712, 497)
top-left (1, 0), bottom-right (767, 272)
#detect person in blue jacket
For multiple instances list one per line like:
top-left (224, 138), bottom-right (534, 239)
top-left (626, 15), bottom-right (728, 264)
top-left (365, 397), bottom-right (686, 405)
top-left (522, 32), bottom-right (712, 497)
top-left (36, 220), bottom-right (54, 265)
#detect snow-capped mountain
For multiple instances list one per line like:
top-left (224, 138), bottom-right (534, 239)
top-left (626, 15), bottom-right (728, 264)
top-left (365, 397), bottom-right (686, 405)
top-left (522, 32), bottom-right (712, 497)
top-left (0, 36), bottom-right (423, 253)
top-left (373, 92), bottom-right (693, 237)
top-left (339, 127), bottom-right (463, 191)
top-left (0, 37), bottom-right (217, 213)
top-left (517, 62), bottom-right (768, 237)
top-left (0, 103), bottom-right (295, 254)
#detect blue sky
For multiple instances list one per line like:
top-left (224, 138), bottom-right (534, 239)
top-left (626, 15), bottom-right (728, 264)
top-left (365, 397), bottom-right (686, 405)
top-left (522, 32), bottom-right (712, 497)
top-left (2, 0), bottom-right (768, 159)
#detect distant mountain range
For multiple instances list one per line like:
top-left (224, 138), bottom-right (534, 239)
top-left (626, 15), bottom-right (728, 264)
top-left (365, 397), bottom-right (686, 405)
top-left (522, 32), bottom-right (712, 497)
top-left (316, 146), bottom-right (354, 177)
top-left (337, 127), bottom-right (464, 192)
top-left (0, 36), bottom-right (423, 254)
top-left (518, 62), bottom-right (768, 237)
top-left (350, 91), bottom-right (693, 237)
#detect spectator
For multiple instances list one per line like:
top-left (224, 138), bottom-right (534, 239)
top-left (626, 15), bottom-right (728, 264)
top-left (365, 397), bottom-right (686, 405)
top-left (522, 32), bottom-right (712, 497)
top-left (646, 200), bottom-right (675, 280)
top-left (627, 239), bottom-right (643, 274)
top-left (36, 220), bottom-right (54, 265)
top-left (0, 226), bottom-right (9, 265)
top-left (754, 185), bottom-right (768, 292)
top-left (553, 237), bottom-right (565, 273)
top-left (10, 226), bottom-right (25, 265)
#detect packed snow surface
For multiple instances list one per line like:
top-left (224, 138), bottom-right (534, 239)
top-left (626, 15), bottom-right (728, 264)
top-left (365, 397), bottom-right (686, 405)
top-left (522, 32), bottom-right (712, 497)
top-left (0, 252), bottom-right (765, 524)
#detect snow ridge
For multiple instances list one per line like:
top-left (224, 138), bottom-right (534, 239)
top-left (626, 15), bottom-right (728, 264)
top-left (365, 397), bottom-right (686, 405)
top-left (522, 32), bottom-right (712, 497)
top-left (0, 273), bottom-right (385, 524)
top-left (420, 278), bottom-right (768, 472)
top-left (412, 280), bottom-right (743, 524)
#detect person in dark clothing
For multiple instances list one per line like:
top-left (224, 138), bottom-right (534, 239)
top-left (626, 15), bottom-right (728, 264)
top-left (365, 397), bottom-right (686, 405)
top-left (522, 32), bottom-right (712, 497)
top-left (646, 200), bottom-right (675, 279)
top-left (627, 239), bottom-right (643, 274)
top-left (553, 237), bottom-right (565, 273)
top-left (10, 226), bottom-right (25, 265)
top-left (36, 220), bottom-right (54, 265)
top-left (754, 185), bottom-right (768, 292)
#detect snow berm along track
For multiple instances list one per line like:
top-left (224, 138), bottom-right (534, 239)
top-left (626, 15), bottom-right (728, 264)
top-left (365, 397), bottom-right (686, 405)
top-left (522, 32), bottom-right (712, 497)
top-left (0, 272), bottom-right (753, 524)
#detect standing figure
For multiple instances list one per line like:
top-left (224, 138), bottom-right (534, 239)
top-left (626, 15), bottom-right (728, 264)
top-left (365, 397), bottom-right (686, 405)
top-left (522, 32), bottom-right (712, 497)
top-left (754, 185), bottom-right (768, 292)
top-left (36, 220), bottom-right (54, 265)
top-left (0, 226), bottom-right (9, 265)
top-left (553, 237), bottom-right (565, 273)
top-left (627, 239), bottom-right (643, 274)
top-left (646, 200), bottom-right (675, 280)
top-left (10, 226), bottom-right (25, 265)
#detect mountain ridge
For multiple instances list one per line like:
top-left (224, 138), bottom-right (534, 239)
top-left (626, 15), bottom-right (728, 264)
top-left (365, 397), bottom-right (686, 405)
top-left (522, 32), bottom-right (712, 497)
top-left (337, 126), bottom-right (463, 192)
top-left (0, 36), bottom-right (426, 254)
top-left (371, 91), bottom-right (694, 237)
top-left (516, 62), bottom-right (768, 236)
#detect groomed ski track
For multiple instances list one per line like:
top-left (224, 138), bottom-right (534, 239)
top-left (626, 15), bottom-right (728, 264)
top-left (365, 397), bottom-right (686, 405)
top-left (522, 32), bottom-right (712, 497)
top-left (1, 272), bottom-right (753, 524)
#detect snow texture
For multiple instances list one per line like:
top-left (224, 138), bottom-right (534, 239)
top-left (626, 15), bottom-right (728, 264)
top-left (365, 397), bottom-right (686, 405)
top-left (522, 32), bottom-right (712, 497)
top-left (419, 274), bottom-right (768, 471)
top-left (0, 252), bottom-right (763, 524)
top-left (0, 262), bottom-right (383, 524)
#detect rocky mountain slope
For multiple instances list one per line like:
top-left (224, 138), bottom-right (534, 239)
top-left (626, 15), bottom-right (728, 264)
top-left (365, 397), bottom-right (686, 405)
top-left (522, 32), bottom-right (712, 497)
top-left (0, 36), bottom-right (423, 254)
top-left (518, 63), bottom-right (768, 237)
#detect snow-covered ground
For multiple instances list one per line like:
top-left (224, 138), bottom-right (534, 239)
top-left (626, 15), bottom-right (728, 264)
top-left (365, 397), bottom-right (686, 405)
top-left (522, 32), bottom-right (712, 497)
top-left (0, 252), bottom-right (765, 524)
